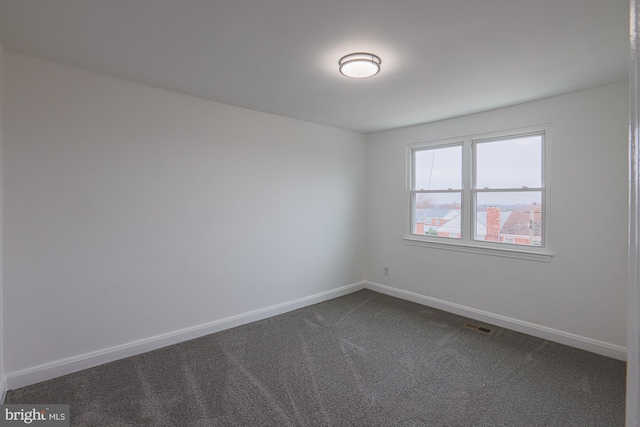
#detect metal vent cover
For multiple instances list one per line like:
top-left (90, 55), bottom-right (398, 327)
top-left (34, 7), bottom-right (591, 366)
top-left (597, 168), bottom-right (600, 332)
top-left (463, 322), bottom-right (494, 334)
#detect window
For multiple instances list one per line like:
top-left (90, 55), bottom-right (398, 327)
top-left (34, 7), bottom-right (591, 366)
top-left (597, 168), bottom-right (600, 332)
top-left (406, 125), bottom-right (551, 262)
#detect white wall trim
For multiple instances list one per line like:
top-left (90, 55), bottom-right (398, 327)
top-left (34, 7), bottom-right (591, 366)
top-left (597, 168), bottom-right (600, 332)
top-left (0, 375), bottom-right (7, 404)
top-left (4, 279), bottom-right (626, 392)
top-left (629, 0), bottom-right (640, 424)
top-left (403, 237), bottom-right (553, 262)
top-left (6, 282), bottom-right (366, 391)
top-left (365, 281), bottom-right (627, 361)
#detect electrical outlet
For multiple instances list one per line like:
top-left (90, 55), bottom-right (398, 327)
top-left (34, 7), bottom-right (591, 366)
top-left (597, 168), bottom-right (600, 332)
top-left (383, 266), bottom-right (389, 276)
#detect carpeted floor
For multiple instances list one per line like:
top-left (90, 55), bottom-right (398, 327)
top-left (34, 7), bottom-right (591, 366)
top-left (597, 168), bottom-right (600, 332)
top-left (6, 289), bottom-right (626, 426)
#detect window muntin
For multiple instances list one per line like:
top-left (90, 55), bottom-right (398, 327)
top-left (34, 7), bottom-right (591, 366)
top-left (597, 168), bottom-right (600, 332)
top-left (407, 126), bottom-right (549, 260)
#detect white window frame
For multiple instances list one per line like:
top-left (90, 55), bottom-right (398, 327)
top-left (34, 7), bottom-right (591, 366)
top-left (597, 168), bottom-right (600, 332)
top-left (404, 124), bottom-right (553, 262)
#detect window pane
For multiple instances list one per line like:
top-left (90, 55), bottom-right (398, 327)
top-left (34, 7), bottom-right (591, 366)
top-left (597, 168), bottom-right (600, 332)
top-left (475, 135), bottom-right (542, 189)
top-left (414, 145), bottom-right (462, 190)
top-left (474, 191), bottom-right (542, 246)
top-left (412, 192), bottom-right (461, 238)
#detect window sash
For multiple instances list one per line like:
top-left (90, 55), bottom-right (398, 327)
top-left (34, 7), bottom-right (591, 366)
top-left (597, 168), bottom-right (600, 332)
top-left (411, 142), bottom-right (463, 191)
top-left (472, 188), bottom-right (545, 246)
top-left (472, 132), bottom-right (546, 190)
top-left (410, 190), bottom-right (463, 238)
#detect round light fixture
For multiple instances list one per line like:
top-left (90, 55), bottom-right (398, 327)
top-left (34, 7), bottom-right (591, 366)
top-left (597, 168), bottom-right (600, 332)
top-left (338, 52), bottom-right (382, 79)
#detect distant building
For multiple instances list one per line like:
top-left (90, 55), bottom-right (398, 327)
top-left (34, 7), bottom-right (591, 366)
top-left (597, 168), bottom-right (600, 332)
top-left (435, 211), bottom-right (462, 238)
top-left (491, 208), bottom-right (542, 245)
top-left (415, 208), bottom-right (459, 235)
top-left (476, 209), bottom-right (511, 241)
top-left (414, 205), bottom-right (542, 246)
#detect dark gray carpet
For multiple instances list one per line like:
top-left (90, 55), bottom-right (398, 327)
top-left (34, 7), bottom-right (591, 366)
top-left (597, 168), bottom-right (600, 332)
top-left (6, 289), bottom-right (626, 426)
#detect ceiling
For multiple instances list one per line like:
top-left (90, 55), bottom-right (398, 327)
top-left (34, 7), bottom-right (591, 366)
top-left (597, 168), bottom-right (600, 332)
top-left (0, 0), bottom-right (629, 134)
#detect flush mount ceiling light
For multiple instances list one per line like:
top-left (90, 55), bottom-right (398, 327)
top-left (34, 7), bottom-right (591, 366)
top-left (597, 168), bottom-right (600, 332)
top-left (338, 52), bottom-right (382, 79)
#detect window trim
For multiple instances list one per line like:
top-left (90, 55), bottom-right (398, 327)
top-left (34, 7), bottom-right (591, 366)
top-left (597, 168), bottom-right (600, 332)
top-left (404, 125), bottom-right (553, 262)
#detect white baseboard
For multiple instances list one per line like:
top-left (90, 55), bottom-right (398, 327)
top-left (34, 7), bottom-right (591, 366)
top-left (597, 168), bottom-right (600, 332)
top-left (365, 281), bottom-right (627, 361)
top-left (6, 280), bottom-right (624, 392)
top-left (6, 282), bottom-right (366, 390)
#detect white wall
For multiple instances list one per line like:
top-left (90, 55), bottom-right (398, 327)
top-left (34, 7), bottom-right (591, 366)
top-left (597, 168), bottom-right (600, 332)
top-left (3, 53), bottom-right (366, 377)
top-left (2, 50), bottom-right (629, 389)
top-left (0, 41), bottom-right (6, 401)
top-left (366, 82), bottom-right (629, 354)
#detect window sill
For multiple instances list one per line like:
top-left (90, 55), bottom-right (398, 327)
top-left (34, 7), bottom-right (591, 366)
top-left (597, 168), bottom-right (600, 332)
top-left (403, 236), bottom-right (553, 262)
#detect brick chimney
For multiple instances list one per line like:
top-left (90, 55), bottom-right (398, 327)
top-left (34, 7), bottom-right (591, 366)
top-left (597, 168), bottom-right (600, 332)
top-left (485, 206), bottom-right (501, 242)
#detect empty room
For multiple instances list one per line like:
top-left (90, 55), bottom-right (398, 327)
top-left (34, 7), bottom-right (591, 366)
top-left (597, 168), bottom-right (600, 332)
top-left (0, 1), bottom-right (638, 426)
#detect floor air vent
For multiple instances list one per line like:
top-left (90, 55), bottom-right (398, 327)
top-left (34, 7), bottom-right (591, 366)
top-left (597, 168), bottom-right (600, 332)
top-left (463, 322), bottom-right (494, 334)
